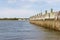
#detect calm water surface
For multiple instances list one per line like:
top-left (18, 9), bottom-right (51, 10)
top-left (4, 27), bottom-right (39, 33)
top-left (0, 20), bottom-right (60, 40)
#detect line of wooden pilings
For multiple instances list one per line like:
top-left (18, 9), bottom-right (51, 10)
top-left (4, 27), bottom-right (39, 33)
top-left (29, 20), bottom-right (60, 31)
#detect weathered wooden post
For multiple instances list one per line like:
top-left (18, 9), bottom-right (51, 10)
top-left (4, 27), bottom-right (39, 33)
top-left (45, 10), bottom-right (47, 14)
top-left (51, 8), bottom-right (53, 13)
top-left (57, 11), bottom-right (60, 20)
top-left (50, 8), bottom-right (53, 19)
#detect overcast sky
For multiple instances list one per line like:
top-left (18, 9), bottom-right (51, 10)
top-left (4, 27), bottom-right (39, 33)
top-left (0, 0), bottom-right (60, 18)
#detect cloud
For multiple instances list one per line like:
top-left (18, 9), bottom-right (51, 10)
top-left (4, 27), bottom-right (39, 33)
top-left (44, 0), bottom-right (60, 4)
top-left (28, 0), bottom-right (37, 2)
top-left (7, 0), bottom-right (16, 3)
top-left (0, 0), bottom-right (60, 18)
top-left (0, 8), bottom-right (34, 18)
top-left (21, 5), bottom-right (32, 9)
top-left (20, 0), bottom-right (37, 3)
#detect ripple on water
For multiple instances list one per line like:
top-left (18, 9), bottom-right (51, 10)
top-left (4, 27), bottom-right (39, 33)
top-left (0, 20), bottom-right (60, 40)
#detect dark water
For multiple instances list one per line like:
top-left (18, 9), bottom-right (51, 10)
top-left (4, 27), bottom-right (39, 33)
top-left (0, 20), bottom-right (60, 40)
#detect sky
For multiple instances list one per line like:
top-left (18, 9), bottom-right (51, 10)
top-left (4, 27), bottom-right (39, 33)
top-left (0, 0), bottom-right (60, 18)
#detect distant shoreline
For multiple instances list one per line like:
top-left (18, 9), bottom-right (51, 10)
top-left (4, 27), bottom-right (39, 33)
top-left (0, 18), bottom-right (18, 20)
top-left (0, 18), bottom-right (29, 20)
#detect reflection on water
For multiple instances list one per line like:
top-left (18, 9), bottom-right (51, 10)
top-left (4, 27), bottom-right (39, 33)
top-left (0, 20), bottom-right (60, 40)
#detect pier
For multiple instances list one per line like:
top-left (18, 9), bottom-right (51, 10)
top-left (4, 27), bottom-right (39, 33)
top-left (29, 9), bottom-right (60, 31)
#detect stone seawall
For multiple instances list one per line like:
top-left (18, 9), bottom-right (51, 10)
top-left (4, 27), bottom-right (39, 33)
top-left (30, 20), bottom-right (60, 31)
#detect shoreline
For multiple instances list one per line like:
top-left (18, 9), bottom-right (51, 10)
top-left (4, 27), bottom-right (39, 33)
top-left (29, 20), bottom-right (60, 31)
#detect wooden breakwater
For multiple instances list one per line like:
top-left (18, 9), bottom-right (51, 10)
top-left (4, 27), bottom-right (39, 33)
top-left (29, 9), bottom-right (60, 31)
top-left (30, 20), bottom-right (60, 31)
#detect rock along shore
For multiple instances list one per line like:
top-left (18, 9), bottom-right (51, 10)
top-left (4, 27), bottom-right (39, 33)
top-left (30, 20), bottom-right (60, 31)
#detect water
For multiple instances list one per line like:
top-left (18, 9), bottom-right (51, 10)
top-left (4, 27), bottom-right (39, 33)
top-left (0, 20), bottom-right (60, 40)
